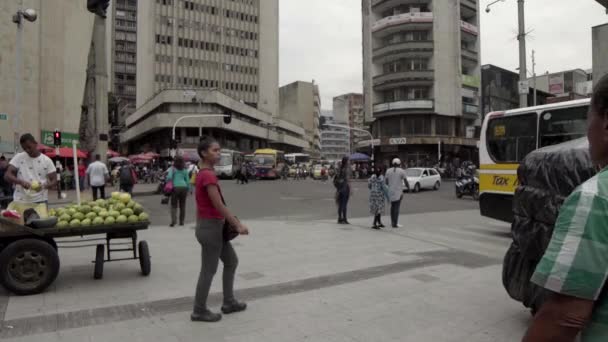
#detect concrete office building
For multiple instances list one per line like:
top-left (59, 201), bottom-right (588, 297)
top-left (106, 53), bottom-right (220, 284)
top-left (531, 69), bottom-right (591, 104)
top-left (333, 93), bottom-right (366, 149)
top-left (362, 0), bottom-right (481, 166)
top-left (0, 1), bottom-right (95, 156)
top-left (593, 23), bottom-right (608, 84)
top-left (279, 81), bottom-right (322, 157)
top-left (320, 117), bottom-right (350, 162)
top-left (121, 0), bottom-right (308, 155)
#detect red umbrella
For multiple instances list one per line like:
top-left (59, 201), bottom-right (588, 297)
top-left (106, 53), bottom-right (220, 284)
top-left (143, 152), bottom-right (160, 158)
top-left (37, 144), bottom-right (54, 153)
top-left (107, 149), bottom-right (120, 157)
top-left (45, 147), bottom-right (88, 159)
top-left (128, 154), bottom-right (153, 162)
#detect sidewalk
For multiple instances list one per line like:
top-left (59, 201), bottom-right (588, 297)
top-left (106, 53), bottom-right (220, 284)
top-left (48, 183), bottom-right (159, 205)
top-left (0, 210), bottom-right (528, 341)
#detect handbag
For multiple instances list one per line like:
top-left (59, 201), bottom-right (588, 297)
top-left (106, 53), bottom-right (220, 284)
top-left (163, 168), bottom-right (176, 195)
top-left (220, 193), bottom-right (239, 241)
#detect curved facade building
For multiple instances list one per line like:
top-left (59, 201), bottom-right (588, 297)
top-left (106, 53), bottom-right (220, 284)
top-left (362, 0), bottom-right (481, 167)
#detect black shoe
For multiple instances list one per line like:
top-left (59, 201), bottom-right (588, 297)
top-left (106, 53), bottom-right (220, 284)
top-left (191, 310), bottom-right (222, 322)
top-left (379, 223), bottom-right (385, 228)
top-left (343, 220), bottom-right (350, 225)
top-left (221, 300), bottom-right (247, 314)
top-left (169, 223), bottom-right (175, 227)
top-left (372, 225), bottom-right (380, 230)
top-left (179, 222), bottom-right (184, 226)
top-left (338, 219), bottom-right (344, 224)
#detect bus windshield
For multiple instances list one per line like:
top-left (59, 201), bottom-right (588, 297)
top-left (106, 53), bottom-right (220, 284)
top-left (539, 106), bottom-right (588, 148)
top-left (486, 113), bottom-right (537, 163)
top-left (255, 154), bottom-right (276, 167)
top-left (218, 153), bottom-right (232, 166)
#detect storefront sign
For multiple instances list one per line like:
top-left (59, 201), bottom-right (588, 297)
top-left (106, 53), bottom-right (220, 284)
top-left (388, 137), bottom-right (407, 145)
top-left (41, 130), bottom-right (80, 147)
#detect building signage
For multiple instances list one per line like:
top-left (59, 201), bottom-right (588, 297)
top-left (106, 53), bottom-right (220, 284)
top-left (389, 137), bottom-right (407, 145)
top-left (41, 130), bottom-right (80, 147)
top-left (549, 74), bottom-right (565, 95)
top-left (518, 80), bottom-right (530, 95)
top-left (0, 113), bottom-right (8, 121)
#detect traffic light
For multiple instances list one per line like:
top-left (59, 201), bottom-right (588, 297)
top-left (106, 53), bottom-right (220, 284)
top-left (87, 0), bottom-right (110, 18)
top-left (53, 130), bottom-right (62, 146)
top-left (223, 111), bottom-right (232, 125)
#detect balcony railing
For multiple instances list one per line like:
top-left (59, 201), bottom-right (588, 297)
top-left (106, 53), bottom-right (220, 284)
top-left (373, 41), bottom-right (433, 59)
top-left (461, 48), bottom-right (478, 61)
top-left (460, 21), bottom-right (479, 35)
top-left (373, 100), bottom-right (434, 113)
top-left (372, 12), bottom-right (433, 33)
top-left (461, 0), bottom-right (478, 10)
top-left (462, 74), bottom-right (480, 88)
top-left (373, 70), bottom-right (434, 86)
top-left (463, 103), bottom-right (479, 115)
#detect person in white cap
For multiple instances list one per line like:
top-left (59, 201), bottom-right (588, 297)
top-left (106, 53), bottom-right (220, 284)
top-left (385, 158), bottom-right (408, 228)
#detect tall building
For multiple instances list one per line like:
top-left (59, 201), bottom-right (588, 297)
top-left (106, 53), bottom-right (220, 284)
top-left (333, 93), bottom-right (365, 150)
top-left (362, 0), bottom-right (481, 166)
top-left (279, 81), bottom-right (322, 157)
top-left (593, 23), bottom-right (608, 85)
top-left (531, 69), bottom-right (591, 104)
top-left (0, 1), bottom-right (95, 156)
top-left (121, 0), bottom-right (308, 155)
top-left (320, 116), bottom-right (350, 162)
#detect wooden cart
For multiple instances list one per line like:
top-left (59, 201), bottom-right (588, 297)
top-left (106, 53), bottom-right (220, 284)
top-left (0, 217), bottom-right (151, 295)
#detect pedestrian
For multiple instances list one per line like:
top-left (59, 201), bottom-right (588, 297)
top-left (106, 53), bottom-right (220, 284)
top-left (77, 159), bottom-right (86, 190)
top-left (238, 162), bottom-right (248, 185)
top-left (119, 161), bottom-right (137, 194)
top-left (86, 154), bottom-right (110, 201)
top-left (192, 136), bottom-right (249, 322)
top-left (385, 158), bottom-right (408, 228)
top-left (167, 156), bottom-right (190, 227)
top-left (368, 167), bottom-right (389, 229)
top-left (0, 156), bottom-right (12, 197)
top-left (333, 156), bottom-right (351, 224)
top-left (522, 74), bottom-right (608, 342)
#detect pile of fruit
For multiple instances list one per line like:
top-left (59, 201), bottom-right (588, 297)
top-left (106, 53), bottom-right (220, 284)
top-left (49, 192), bottom-right (150, 228)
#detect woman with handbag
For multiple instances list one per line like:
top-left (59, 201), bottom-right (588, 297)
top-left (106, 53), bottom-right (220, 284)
top-left (333, 156), bottom-right (351, 224)
top-left (166, 156), bottom-right (190, 227)
top-left (368, 167), bottom-right (389, 229)
top-left (192, 137), bottom-right (249, 323)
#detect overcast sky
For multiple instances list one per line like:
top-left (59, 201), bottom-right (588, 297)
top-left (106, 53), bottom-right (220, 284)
top-left (279, 0), bottom-right (608, 110)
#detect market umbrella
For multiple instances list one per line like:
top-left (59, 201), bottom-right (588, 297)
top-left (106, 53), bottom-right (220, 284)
top-left (109, 156), bottom-right (129, 163)
top-left (45, 147), bottom-right (88, 159)
top-left (350, 153), bottom-right (370, 162)
top-left (142, 152), bottom-right (160, 159)
top-left (107, 149), bottom-right (120, 157)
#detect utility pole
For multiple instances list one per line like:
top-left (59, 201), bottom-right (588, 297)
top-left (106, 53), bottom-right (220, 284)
top-left (532, 49), bottom-right (537, 106)
top-left (517, 0), bottom-right (528, 108)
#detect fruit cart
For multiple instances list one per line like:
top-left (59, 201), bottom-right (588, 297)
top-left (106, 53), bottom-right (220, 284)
top-left (0, 216), bottom-right (151, 295)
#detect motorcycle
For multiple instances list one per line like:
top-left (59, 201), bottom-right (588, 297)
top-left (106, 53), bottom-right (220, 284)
top-left (455, 174), bottom-right (479, 200)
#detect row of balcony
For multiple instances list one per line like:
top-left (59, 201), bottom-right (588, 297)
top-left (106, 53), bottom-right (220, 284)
top-left (371, 0), bottom-right (477, 11)
top-left (372, 100), bottom-right (478, 115)
top-left (371, 12), bottom-right (479, 37)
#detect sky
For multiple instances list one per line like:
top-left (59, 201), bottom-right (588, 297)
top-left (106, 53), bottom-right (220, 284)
top-left (279, 0), bottom-right (608, 111)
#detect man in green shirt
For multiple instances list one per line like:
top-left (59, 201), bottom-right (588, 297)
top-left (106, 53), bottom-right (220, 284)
top-left (523, 74), bottom-right (608, 341)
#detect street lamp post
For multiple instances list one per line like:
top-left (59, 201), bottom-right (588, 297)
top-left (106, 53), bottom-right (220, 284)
top-left (12, 5), bottom-right (37, 153)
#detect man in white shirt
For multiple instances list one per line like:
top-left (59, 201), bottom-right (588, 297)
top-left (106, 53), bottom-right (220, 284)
top-left (4, 133), bottom-right (57, 204)
top-left (385, 158), bottom-right (408, 228)
top-left (86, 154), bottom-right (110, 200)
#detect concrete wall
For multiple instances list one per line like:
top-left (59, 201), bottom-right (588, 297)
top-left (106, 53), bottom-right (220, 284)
top-left (258, 0), bottom-right (280, 117)
top-left (136, 0), bottom-right (155, 108)
top-left (361, 0), bottom-right (374, 124)
top-left (0, 0), bottom-right (94, 154)
top-left (593, 23), bottom-right (608, 86)
top-left (279, 81), bottom-right (317, 151)
top-left (432, 0), bottom-right (461, 117)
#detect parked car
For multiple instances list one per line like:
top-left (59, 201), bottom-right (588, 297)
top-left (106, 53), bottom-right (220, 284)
top-left (404, 168), bottom-right (442, 193)
top-left (312, 165), bottom-right (327, 180)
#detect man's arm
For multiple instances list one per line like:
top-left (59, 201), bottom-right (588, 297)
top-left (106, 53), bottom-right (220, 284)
top-left (523, 293), bottom-right (593, 342)
top-left (4, 165), bottom-right (30, 189)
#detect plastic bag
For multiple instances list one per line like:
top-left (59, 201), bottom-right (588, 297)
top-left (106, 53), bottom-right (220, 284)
top-left (5, 201), bottom-right (49, 225)
top-left (502, 138), bottom-right (596, 311)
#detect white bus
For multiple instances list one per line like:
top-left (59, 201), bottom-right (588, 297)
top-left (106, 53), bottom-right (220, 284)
top-left (285, 153), bottom-right (311, 165)
top-left (479, 98), bottom-right (590, 223)
top-left (214, 149), bottom-right (244, 179)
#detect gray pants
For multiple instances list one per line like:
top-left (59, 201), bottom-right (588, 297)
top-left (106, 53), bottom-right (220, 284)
top-left (193, 218), bottom-right (239, 314)
top-left (390, 197), bottom-right (402, 227)
top-left (170, 187), bottom-right (188, 225)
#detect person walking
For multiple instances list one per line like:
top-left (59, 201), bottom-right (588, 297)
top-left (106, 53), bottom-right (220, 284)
top-left (192, 137), bottom-right (249, 322)
top-left (86, 154), bottom-right (110, 200)
top-left (167, 156), bottom-right (190, 227)
top-left (368, 167), bottom-right (389, 229)
top-left (77, 159), bottom-right (87, 190)
top-left (238, 163), bottom-right (248, 185)
top-left (385, 158), bottom-right (408, 228)
top-left (119, 162), bottom-right (137, 194)
top-left (333, 156), bottom-right (351, 224)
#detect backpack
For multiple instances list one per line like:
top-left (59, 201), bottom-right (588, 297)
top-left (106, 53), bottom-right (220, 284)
top-left (120, 166), bottom-right (133, 184)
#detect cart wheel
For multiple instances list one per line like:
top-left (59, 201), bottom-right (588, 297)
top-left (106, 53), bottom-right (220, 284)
top-left (94, 244), bottom-right (104, 280)
top-left (138, 241), bottom-right (151, 276)
top-left (0, 239), bottom-right (60, 295)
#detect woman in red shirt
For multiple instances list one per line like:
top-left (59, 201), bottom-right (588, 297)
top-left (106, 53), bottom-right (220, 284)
top-left (192, 137), bottom-right (249, 322)
top-left (78, 159), bottom-right (86, 190)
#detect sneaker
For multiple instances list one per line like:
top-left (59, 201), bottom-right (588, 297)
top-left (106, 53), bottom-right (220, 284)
top-left (343, 220), bottom-right (350, 225)
top-left (392, 224), bottom-right (403, 228)
top-left (191, 310), bottom-right (222, 322)
top-left (169, 223), bottom-right (175, 227)
top-left (221, 300), bottom-right (247, 314)
top-left (372, 225), bottom-right (380, 230)
top-left (379, 224), bottom-right (386, 228)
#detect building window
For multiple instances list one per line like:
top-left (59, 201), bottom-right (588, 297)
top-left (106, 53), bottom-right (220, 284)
top-left (436, 117), bottom-right (452, 136)
top-left (404, 116), bottom-right (431, 135)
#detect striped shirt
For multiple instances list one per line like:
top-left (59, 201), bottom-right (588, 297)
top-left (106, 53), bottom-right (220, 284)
top-left (531, 168), bottom-right (608, 341)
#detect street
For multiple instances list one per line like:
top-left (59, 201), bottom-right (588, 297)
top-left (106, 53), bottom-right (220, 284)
top-left (0, 180), bottom-right (528, 342)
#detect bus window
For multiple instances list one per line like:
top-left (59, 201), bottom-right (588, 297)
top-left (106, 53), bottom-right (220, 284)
top-left (539, 105), bottom-right (588, 148)
top-left (486, 113), bottom-right (537, 163)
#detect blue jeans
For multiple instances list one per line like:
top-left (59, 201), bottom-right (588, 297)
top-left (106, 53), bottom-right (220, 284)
top-left (390, 198), bottom-right (402, 227)
top-left (337, 191), bottom-right (349, 221)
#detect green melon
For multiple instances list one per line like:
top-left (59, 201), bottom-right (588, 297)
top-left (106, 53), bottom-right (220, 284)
top-left (138, 213), bottom-right (149, 222)
top-left (121, 208), bottom-right (134, 217)
top-left (116, 215), bottom-right (128, 224)
top-left (57, 221), bottom-right (69, 228)
top-left (98, 211), bottom-right (109, 218)
top-left (73, 212), bottom-right (85, 221)
top-left (69, 219), bottom-right (81, 227)
top-left (104, 216), bottom-right (116, 225)
top-left (59, 214), bottom-right (71, 222)
top-left (81, 218), bottom-right (92, 226)
top-left (85, 212), bottom-right (97, 220)
top-left (93, 217), bottom-right (105, 225)
top-left (133, 204), bottom-right (144, 215)
top-left (127, 215), bottom-right (139, 223)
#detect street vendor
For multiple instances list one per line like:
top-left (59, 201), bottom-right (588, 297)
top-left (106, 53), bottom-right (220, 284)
top-left (3, 133), bottom-right (57, 204)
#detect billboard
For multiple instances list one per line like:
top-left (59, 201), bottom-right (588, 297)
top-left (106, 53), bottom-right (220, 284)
top-left (548, 74), bottom-right (565, 95)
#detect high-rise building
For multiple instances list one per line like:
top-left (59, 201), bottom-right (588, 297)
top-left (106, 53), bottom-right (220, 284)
top-left (362, 0), bottom-right (481, 166)
top-left (333, 93), bottom-right (365, 149)
top-left (279, 81), bottom-right (322, 157)
top-left (121, 0), bottom-right (308, 155)
top-left (108, 0), bottom-right (138, 126)
top-left (0, 1), bottom-right (95, 156)
top-left (320, 116), bottom-right (350, 162)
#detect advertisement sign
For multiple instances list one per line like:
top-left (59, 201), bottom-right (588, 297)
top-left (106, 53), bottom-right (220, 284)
top-left (548, 74), bottom-right (565, 95)
top-left (41, 130), bottom-right (80, 147)
top-left (389, 137), bottom-right (407, 145)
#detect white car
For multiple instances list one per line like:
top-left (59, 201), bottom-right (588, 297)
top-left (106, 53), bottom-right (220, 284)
top-left (404, 168), bottom-right (442, 193)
